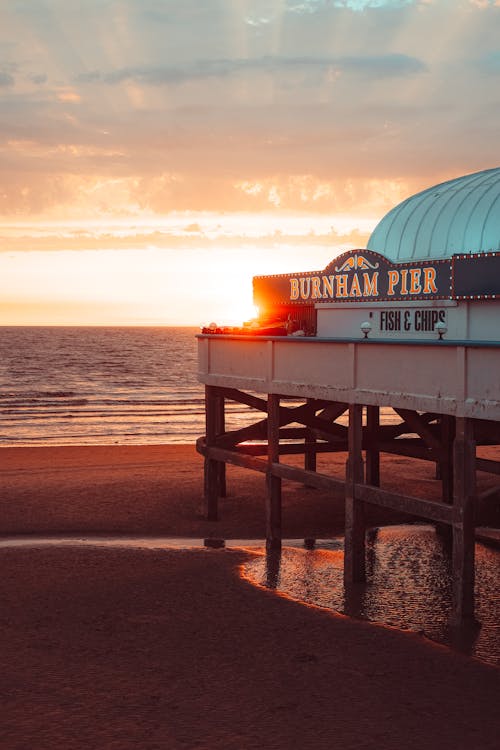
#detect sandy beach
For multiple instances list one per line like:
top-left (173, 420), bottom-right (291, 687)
top-left (1, 445), bottom-right (499, 749)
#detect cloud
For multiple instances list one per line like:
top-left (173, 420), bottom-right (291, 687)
top-left (477, 51), bottom-right (500, 73)
top-left (0, 221), bottom-right (373, 253)
top-left (0, 0), bottom-right (498, 222)
top-left (0, 71), bottom-right (14, 86)
top-left (76, 54), bottom-right (426, 87)
top-left (286, 0), bottom-right (416, 11)
top-left (29, 73), bottom-right (48, 85)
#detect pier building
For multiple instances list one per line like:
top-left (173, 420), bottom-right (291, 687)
top-left (197, 167), bottom-right (500, 621)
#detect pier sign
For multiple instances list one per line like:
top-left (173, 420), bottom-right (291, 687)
top-left (253, 249), bottom-right (500, 308)
top-left (254, 250), bottom-right (452, 307)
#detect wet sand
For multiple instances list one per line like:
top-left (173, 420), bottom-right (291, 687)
top-left (1, 445), bottom-right (499, 748)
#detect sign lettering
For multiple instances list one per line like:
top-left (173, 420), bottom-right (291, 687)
top-left (379, 309), bottom-right (446, 333)
top-left (288, 254), bottom-right (442, 303)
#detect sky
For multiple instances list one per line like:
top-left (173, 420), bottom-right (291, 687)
top-left (0, 0), bottom-right (499, 325)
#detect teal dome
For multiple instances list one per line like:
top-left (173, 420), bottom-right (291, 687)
top-left (367, 167), bottom-right (500, 262)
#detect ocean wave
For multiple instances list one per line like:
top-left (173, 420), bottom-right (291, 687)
top-left (0, 326), bottom-right (257, 445)
top-left (1, 398), bottom-right (90, 408)
top-left (0, 390), bottom-right (77, 400)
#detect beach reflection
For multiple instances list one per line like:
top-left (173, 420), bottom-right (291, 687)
top-left (244, 525), bottom-right (500, 667)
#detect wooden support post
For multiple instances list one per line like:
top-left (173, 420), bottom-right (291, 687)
top-left (451, 417), bottom-right (476, 623)
top-left (216, 393), bottom-right (227, 498)
top-left (265, 548), bottom-right (282, 589)
top-left (366, 405), bottom-right (380, 487)
top-left (266, 393), bottom-right (282, 550)
top-left (344, 404), bottom-right (366, 584)
top-left (304, 399), bottom-right (317, 474)
top-left (440, 415), bottom-right (454, 504)
top-left (435, 415), bottom-right (454, 542)
top-left (204, 385), bottom-right (223, 521)
top-left (304, 431), bottom-right (317, 472)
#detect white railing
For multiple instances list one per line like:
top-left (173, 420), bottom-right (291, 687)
top-left (197, 335), bottom-right (500, 421)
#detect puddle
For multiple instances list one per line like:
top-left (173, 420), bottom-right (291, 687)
top-left (243, 525), bottom-right (500, 667)
top-left (0, 535), bottom-right (208, 550)
top-left (1, 527), bottom-right (498, 667)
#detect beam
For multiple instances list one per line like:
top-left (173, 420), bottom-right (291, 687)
top-left (304, 400), bottom-right (317, 474)
top-left (216, 397), bottom-right (348, 449)
top-left (204, 386), bottom-right (223, 521)
top-left (216, 391), bottom-right (226, 498)
top-left (476, 457), bottom-right (500, 476)
top-left (451, 418), bottom-right (476, 623)
top-left (201, 444), bottom-right (268, 474)
top-left (440, 414), bottom-right (454, 505)
top-left (271, 462), bottom-right (344, 492)
top-left (267, 394), bottom-right (282, 550)
top-left (200, 442), bottom-right (345, 491)
top-left (344, 404), bottom-right (366, 584)
top-left (366, 405), bottom-right (380, 487)
top-left (234, 442), bottom-right (345, 457)
top-left (355, 483), bottom-right (453, 525)
top-left (393, 408), bottom-right (442, 459)
top-left (221, 387), bottom-right (268, 413)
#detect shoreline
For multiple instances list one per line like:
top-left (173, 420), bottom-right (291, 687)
top-left (1, 444), bottom-right (499, 747)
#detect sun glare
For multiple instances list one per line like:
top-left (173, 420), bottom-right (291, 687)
top-left (0, 211), bottom-right (372, 326)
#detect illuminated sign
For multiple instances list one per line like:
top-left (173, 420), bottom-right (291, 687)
top-left (253, 250), bottom-right (500, 309)
top-left (289, 253), bottom-right (441, 302)
top-left (254, 249), bottom-right (451, 307)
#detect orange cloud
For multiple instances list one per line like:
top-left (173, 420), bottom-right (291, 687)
top-left (56, 90), bottom-right (81, 102)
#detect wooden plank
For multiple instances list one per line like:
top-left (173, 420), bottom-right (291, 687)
top-left (317, 402), bottom-right (348, 422)
top-left (393, 408), bottom-right (442, 459)
top-left (221, 387), bottom-right (268, 413)
top-left (476, 457), bottom-right (500, 476)
top-left (203, 443), bottom-right (345, 491)
top-left (216, 419), bottom-right (268, 447)
top-left (217, 397), bottom-right (348, 448)
top-left (271, 462), bottom-right (344, 492)
top-left (382, 412), bottom-right (439, 441)
top-left (345, 404), bottom-right (366, 584)
top-left (234, 441), bottom-right (347, 457)
top-left (378, 440), bottom-right (431, 460)
top-left (205, 444), bottom-right (268, 473)
top-left (267, 394), bottom-right (282, 550)
top-left (451, 417), bottom-right (476, 622)
top-left (356, 483), bottom-right (454, 524)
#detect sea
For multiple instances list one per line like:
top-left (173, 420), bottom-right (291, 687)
top-left (0, 326), bottom-right (254, 446)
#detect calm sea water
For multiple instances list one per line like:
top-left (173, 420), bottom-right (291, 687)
top-left (244, 525), bottom-right (500, 667)
top-left (0, 326), bottom-right (402, 446)
top-left (0, 326), bottom-right (253, 446)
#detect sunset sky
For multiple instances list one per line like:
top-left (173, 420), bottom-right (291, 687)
top-left (1, 0), bottom-right (499, 325)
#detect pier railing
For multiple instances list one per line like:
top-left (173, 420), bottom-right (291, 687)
top-left (197, 334), bottom-right (500, 421)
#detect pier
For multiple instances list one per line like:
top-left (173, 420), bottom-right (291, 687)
top-left (197, 168), bottom-right (500, 622)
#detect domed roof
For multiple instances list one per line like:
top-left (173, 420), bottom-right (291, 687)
top-left (367, 167), bottom-right (500, 262)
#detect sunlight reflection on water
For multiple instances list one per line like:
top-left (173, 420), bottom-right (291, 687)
top-left (1, 527), bottom-right (497, 666)
top-left (244, 525), bottom-right (500, 667)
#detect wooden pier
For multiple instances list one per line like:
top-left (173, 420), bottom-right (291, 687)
top-left (197, 168), bottom-right (500, 623)
top-left (196, 335), bottom-right (500, 622)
